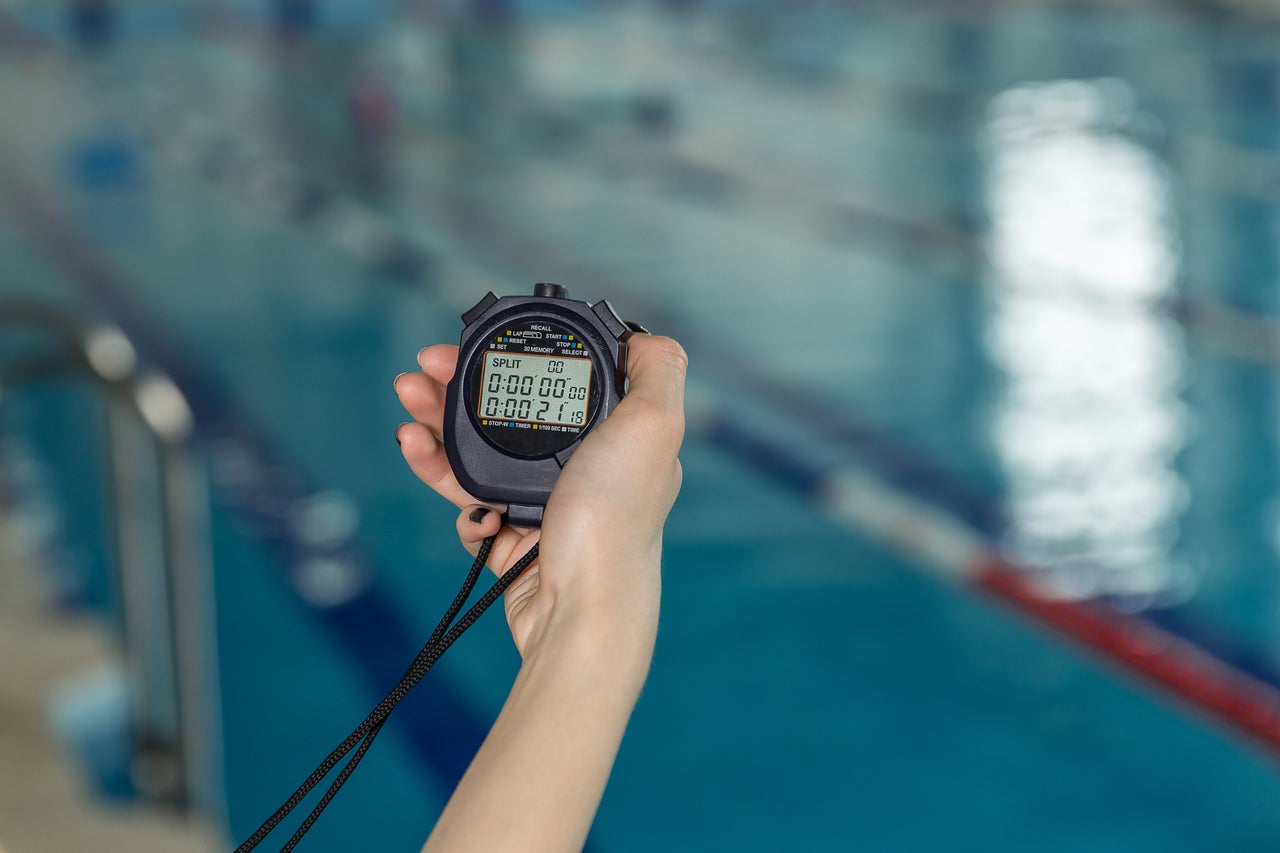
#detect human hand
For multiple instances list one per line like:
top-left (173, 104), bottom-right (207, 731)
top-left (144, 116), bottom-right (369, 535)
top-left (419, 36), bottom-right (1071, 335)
top-left (394, 333), bottom-right (687, 659)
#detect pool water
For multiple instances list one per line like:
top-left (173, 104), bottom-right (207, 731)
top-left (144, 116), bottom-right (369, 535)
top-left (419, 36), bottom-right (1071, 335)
top-left (2, 1), bottom-right (1280, 850)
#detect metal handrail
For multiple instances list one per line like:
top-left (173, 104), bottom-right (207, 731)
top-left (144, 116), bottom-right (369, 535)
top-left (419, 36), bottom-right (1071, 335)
top-left (0, 297), bottom-right (217, 816)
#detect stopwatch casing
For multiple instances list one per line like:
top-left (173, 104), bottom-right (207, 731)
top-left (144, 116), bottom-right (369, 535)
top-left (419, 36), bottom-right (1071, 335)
top-left (443, 283), bottom-right (631, 528)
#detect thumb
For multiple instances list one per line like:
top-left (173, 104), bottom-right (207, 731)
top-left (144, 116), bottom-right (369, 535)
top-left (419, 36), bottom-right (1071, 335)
top-left (618, 334), bottom-right (688, 449)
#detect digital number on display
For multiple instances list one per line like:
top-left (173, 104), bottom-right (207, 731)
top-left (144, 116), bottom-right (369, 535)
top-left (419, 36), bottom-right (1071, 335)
top-left (478, 352), bottom-right (593, 427)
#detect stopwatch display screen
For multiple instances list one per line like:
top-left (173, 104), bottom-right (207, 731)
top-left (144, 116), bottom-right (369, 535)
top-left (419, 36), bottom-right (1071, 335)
top-left (477, 351), bottom-right (592, 427)
top-left (467, 318), bottom-right (602, 458)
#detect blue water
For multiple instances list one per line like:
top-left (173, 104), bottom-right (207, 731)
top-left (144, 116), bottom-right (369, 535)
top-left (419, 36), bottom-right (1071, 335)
top-left (3, 1), bottom-right (1280, 850)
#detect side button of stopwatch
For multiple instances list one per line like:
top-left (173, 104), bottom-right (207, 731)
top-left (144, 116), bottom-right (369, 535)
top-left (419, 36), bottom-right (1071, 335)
top-left (534, 282), bottom-right (568, 300)
top-left (461, 291), bottom-right (499, 325)
top-left (616, 340), bottom-right (629, 394)
top-left (590, 299), bottom-right (628, 337)
top-left (506, 503), bottom-right (545, 528)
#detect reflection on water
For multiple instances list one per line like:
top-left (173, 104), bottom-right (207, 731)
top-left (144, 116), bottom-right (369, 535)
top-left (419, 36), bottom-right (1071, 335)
top-left (984, 78), bottom-right (1191, 602)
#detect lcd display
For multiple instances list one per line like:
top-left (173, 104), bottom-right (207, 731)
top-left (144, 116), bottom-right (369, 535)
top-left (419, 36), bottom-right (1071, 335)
top-left (477, 351), bottom-right (593, 427)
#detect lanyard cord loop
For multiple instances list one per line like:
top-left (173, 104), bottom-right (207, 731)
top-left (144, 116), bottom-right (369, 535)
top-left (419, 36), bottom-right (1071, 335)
top-left (235, 534), bottom-right (539, 852)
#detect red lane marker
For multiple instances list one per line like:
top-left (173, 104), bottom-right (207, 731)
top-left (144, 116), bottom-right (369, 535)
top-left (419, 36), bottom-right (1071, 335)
top-left (975, 556), bottom-right (1280, 755)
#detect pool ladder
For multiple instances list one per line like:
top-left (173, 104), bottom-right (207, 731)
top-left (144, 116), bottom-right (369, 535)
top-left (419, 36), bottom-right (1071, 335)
top-left (0, 297), bottom-right (221, 818)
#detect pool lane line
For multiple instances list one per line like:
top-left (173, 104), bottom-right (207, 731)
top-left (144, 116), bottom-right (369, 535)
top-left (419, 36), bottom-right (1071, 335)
top-left (0, 146), bottom-right (516, 825)
top-left (698, 412), bottom-right (1280, 760)
top-left (974, 558), bottom-right (1280, 757)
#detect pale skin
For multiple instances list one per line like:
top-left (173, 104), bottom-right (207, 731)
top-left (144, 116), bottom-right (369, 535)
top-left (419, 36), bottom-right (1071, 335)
top-left (394, 333), bottom-right (688, 853)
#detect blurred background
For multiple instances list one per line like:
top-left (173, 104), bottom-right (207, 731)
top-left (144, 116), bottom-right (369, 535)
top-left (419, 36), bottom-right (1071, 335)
top-left (3, 0), bottom-right (1280, 850)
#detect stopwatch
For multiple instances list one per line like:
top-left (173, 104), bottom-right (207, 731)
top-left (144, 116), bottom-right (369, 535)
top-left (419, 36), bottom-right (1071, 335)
top-left (444, 283), bottom-right (633, 527)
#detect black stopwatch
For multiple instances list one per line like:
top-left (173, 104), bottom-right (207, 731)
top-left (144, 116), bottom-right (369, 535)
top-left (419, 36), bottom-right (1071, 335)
top-left (444, 283), bottom-right (634, 527)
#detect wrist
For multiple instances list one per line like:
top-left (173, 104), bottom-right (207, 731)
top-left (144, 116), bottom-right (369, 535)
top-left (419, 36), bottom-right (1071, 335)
top-left (521, 593), bottom-right (658, 693)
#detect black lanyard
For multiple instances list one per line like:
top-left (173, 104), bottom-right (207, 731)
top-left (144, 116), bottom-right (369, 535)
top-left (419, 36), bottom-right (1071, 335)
top-left (235, 533), bottom-right (538, 852)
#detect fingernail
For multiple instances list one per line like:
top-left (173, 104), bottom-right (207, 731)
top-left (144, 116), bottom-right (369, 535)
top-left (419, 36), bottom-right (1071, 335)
top-left (393, 371), bottom-right (407, 392)
top-left (395, 421), bottom-right (409, 445)
top-left (469, 507), bottom-right (489, 524)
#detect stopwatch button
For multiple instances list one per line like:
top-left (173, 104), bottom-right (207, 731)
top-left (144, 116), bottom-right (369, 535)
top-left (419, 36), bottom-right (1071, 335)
top-left (616, 340), bottom-right (629, 393)
top-left (590, 299), bottom-right (628, 337)
top-left (534, 282), bottom-right (568, 299)
top-left (461, 291), bottom-right (498, 324)
top-left (506, 503), bottom-right (545, 528)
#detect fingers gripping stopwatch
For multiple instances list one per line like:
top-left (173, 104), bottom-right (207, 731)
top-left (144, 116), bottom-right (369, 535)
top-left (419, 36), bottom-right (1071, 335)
top-left (444, 283), bottom-right (636, 528)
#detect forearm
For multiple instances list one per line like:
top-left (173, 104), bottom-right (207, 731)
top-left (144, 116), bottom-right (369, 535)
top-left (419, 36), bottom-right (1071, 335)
top-left (422, 608), bottom-right (655, 853)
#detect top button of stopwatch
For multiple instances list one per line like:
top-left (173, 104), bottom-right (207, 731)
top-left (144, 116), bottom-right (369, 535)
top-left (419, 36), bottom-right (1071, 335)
top-left (533, 282), bottom-right (569, 299)
top-left (461, 284), bottom-right (569, 324)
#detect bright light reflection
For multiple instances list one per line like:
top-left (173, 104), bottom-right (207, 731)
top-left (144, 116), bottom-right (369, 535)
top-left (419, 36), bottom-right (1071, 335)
top-left (985, 79), bottom-right (1190, 602)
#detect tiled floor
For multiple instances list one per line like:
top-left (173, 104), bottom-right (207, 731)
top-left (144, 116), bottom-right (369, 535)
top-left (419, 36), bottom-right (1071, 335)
top-left (0, 516), bottom-right (221, 853)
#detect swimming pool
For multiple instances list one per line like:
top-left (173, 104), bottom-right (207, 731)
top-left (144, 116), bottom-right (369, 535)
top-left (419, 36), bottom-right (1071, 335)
top-left (2, 1), bottom-right (1280, 850)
